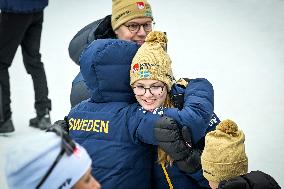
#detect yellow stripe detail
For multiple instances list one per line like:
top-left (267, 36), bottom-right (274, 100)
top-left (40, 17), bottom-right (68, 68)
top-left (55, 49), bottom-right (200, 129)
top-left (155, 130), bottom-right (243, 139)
top-left (161, 164), bottom-right (174, 189)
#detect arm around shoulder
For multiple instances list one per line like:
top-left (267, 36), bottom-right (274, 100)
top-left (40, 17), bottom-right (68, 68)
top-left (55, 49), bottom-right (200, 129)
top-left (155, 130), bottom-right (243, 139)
top-left (164, 78), bottom-right (214, 144)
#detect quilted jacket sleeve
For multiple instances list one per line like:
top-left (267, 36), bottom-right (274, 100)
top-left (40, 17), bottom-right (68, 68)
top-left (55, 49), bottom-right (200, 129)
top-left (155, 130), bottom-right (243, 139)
top-left (126, 105), bottom-right (161, 145)
top-left (164, 78), bottom-right (214, 144)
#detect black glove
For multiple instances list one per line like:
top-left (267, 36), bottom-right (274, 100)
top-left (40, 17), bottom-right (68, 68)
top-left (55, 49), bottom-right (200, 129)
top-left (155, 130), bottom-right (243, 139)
top-left (170, 78), bottom-right (191, 110)
top-left (170, 93), bottom-right (184, 110)
top-left (50, 117), bottom-right (69, 134)
top-left (154, 117), bottom-right (201, 173)
top-left (176, 127), bottom-right (201, 173)
top-left (175, 150), bottom-right (201, 173)
top-left (154, 116), bottom-right (190, 160)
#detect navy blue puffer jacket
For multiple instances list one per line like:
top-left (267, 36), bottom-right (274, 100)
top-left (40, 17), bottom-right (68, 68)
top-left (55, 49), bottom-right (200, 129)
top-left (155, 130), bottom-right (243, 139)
top-left (68, 39), bottom-right (214, 189)
top-left (69, 39), bottom-right (158, 189)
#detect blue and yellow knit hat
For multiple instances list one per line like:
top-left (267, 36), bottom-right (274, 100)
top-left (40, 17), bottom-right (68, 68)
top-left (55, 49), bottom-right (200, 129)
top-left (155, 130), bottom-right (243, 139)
top-left (130, 31), bottom-right (174, 91)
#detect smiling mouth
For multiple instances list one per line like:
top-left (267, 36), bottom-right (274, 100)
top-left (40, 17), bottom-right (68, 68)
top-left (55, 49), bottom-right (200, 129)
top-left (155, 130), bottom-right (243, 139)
top-left (136, 40), bottom-right (145, 45)
top-left (143, 99), bottom-right (155, 105)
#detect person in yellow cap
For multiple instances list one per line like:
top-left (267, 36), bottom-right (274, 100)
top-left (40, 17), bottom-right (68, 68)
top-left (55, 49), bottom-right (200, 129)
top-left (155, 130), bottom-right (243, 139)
top-left (201, 119), bottom-right (280, 189)
top-left (130, 31), bottom-right (216, 189)
top-left (69, 0), bottom-right (154, 108)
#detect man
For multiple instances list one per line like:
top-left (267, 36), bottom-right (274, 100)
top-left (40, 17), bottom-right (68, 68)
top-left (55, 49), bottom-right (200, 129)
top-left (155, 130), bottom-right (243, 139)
top-left (68, 0), bottom-right (154, 107)
top-left (0, 0), bottom-right (52, 134)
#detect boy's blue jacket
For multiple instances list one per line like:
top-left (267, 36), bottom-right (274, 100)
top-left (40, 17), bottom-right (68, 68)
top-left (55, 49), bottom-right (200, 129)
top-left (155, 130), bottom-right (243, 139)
top-left (0, 0), bottom-right (48, 13)
top-left (68, 39), bottom-right (215, 188)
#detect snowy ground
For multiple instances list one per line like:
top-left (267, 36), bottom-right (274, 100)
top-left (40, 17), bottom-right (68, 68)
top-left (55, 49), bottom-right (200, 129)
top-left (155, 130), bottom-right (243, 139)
top-left (1, 0), bottom-right (284, 188)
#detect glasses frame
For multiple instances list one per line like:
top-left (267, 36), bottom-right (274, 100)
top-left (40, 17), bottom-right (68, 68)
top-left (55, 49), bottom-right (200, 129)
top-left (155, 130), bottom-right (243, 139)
top-left (132, 84), bottom-right (165, 96)
top-left (123, 21), bottom-right (155, 33)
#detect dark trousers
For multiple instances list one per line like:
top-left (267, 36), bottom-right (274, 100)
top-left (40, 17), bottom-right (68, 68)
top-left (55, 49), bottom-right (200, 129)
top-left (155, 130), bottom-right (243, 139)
top-left (0, 11), bottom-right (51, 121)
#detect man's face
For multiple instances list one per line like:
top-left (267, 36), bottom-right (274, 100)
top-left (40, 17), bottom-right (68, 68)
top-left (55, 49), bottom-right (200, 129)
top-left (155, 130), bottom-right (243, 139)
top-left (114, 17), bottom-right (153, 45)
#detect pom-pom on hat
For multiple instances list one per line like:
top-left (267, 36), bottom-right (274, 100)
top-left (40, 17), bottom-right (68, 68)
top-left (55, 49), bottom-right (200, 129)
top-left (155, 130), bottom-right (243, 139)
top-left (130, 31), bottom-right (174, 91)
top-left (5, 131), bottom-right (92, 189)
top-left (201, 119), bottom-right (248, 183)
top-left (112, 0), bottom-right (153, 31)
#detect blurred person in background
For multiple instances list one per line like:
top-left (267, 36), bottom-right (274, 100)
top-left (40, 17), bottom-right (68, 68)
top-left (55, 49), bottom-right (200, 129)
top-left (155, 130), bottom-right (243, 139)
top-left (0, 0), bottom-right (52, 134)
top-left (5, 126), bottom-right (101, 189)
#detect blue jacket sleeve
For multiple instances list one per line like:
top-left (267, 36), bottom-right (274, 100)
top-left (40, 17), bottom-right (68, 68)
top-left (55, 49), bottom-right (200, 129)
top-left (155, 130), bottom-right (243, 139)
top-left (164, 78), bottom-right (214, 144)
top-left (126, 105), bottom-right (164, 145)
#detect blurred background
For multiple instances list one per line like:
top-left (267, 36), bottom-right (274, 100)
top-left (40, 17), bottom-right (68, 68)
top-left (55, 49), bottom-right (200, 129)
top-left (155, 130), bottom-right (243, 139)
top-left (1, 0), bottom-right (283, 188)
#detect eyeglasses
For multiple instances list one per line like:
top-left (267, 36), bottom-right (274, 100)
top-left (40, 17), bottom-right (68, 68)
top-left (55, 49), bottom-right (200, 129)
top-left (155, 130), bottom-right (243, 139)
top-left (132, 85), bottom-right (165, 96)
top-left (36, 126), bottom-right (76, 189)
top-left (123, 21), bottom-right (155, 33)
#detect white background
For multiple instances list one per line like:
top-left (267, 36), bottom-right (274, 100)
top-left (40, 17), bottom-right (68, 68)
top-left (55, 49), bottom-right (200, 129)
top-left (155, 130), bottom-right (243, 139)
top-left (1, 0), bottom-right (283, 188)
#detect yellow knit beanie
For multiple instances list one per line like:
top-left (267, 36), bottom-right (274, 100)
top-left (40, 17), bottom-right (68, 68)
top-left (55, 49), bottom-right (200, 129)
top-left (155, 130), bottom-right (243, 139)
top-left (112, 0), bottom-right (153, 31)
top-left (130, 31), bottom-right (174, 91)
top-left (201, 119), bottom-right (248, 183)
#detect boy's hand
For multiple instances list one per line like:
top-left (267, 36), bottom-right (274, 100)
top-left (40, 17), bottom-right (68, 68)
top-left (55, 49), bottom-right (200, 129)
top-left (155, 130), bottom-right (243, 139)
top-left (154, 116), bottom-right (190, 160)
top-left (154, 117), bottom-right (201, 173)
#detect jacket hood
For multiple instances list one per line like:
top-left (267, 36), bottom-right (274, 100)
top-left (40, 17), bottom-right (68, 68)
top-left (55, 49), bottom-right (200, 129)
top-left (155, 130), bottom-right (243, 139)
top-left (79, 39), bottom-right (139, 103)
top-left (68, 15), bottom-right (116, 65)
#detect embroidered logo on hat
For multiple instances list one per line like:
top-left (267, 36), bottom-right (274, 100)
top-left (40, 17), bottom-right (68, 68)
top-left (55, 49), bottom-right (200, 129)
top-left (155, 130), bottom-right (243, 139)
top-left (132, 63), bottom-right (139, 73)
top-left (139, 70), bottom-right (150, 78)
top-left (136, 2), bottom-right (145, 9)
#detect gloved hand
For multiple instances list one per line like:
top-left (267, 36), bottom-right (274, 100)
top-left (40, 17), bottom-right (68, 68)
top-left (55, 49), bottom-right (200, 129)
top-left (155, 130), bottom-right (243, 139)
top-left (176, 127), bottom-right (201, 173)
top-left (170, 93), bottom-right (184, 110)
top-left (154, 117), bottom-right (201, 173)
top-left (50, 117), bottom-right (69, 134)
top-left (154, 116), bottom-right (190, 160)
top-left (170, 78), bottom-right (191, 110)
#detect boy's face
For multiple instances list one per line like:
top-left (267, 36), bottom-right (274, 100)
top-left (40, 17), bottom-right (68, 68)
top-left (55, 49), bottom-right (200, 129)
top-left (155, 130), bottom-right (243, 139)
top-left (114, 17), bottom-right (153, 45)
top-left (72, 168), bottom-right (101, 189)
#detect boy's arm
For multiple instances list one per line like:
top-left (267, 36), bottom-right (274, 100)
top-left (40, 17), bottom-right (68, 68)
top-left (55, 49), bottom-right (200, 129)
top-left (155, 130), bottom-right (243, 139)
top-left (154, 117), bottom-right (202, 174)
top-left (164, 78), bottom-right (214, 144)
top-left (127, 78), bottom-right (214, 145)
top-left (128, 108), bottom-right (202, 174)
top-left (126, 106), bottom-right (160, 145)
